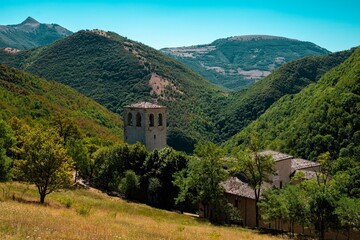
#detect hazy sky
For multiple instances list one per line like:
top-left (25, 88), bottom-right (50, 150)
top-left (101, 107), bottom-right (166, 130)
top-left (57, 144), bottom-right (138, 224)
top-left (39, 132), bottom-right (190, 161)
top-left (1, 0), bottom-right (359, 52)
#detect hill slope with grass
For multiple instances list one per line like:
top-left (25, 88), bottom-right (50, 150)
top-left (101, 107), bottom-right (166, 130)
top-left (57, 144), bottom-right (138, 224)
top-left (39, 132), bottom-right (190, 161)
top-left (0, 64), bottom-right (123, 142)
top-left (225, 46), bottom-right (360, 160)
top-left (0, 30), bottom-right (226, 152)
top-left (162, 35), bottom-right (330, 90)
top-left (0, 17), bottom-right (72, 50)
top-left (217, 49), bottom-right (354, 142)
top-left (0, 182), bottom-right (283, 240)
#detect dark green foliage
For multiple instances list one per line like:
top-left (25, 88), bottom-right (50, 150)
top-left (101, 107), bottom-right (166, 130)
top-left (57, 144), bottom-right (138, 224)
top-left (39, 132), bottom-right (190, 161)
top-left (0, 120), bottom-right (16, 181)
top-left (0, 17), bottom-right (72, 50)
top-left (219, 49), bottom-right (354, 142)
top-left (226, 47), bottom-right (360, 161)
top-left (162, 35), bottom-right (330, 90)
top-left (142, 147), bottom-right (189, 208)
top-left (0, 30), bottom-right (226, 152)
top-left (119, 170), bottom-right (140, 199)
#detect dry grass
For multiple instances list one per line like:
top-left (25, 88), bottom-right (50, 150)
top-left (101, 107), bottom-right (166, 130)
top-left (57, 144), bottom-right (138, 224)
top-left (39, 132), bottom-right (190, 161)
top-left (0, 182), bottom-right (286, 240)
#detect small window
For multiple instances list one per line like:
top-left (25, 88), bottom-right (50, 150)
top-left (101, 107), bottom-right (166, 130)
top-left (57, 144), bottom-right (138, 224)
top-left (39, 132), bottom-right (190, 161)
top-left (158, 113), bottom-right (163, 126)
top-left (127, 113), bottom-right (133, 126)
top-left (136, 113), bottom-right (141, 127)
top-left (280, 181), bottom-right (283, 189)
top-left (149, 114), bottom-right (154, 127)
top-left (154, 134), bottom-right (156, 139)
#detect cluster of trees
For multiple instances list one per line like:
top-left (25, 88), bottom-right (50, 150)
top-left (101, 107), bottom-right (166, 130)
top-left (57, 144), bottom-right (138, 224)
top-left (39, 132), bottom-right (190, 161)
top-left (259, 153), bottom-right (360, 240)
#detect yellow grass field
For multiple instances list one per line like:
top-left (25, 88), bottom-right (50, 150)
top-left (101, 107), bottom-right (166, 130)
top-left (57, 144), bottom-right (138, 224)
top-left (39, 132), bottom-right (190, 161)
top-left (0, 182), bottom-right (286, 240)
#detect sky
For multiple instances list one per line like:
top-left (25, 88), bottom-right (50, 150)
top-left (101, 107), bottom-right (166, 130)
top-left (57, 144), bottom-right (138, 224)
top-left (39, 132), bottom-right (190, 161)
top-left (0, 0), bottom-right (359, 52)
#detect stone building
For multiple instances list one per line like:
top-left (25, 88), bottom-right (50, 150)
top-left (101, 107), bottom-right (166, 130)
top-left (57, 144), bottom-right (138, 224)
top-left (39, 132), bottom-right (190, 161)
top-left (221, 150), bottom-right (321, 228)
top-left (124, 102), bottom-right (167, 151)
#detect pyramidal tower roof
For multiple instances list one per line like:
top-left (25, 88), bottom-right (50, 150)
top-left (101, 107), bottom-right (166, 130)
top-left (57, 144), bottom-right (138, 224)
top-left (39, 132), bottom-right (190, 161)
top-left (125, 101), bottom-right (166, 109)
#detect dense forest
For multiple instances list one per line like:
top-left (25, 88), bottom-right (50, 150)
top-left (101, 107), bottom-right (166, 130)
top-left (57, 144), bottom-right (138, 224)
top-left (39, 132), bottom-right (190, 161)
top-left (0, 30), bottom-right (227, 152)
top-left (226, 47), bottom-right (360, 161)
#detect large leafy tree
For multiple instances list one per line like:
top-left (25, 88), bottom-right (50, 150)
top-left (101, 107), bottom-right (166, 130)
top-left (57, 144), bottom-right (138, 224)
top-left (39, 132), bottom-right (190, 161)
top-left (232, 134), bottom-right (275, 227)
top-left (14, 127), bottom-right (74, 203)
top-left (0, 120), bottom-right (16, 181)
top-left (174, 141), bottom-right (230, 223)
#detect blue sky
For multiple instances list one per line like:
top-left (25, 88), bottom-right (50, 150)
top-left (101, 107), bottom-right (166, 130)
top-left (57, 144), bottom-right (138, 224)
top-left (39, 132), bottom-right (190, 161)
top-left (1, 0), bottom-right (359, 51)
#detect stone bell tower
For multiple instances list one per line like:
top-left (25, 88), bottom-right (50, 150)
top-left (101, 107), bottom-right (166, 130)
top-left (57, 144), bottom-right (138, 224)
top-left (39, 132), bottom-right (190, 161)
top-left (124, 102), bottom-right (167, 151)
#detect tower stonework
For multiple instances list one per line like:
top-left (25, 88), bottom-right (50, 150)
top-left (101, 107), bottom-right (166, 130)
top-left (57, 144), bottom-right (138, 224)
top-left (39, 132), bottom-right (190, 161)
top-left (124, 102), bottom-right (167, 151)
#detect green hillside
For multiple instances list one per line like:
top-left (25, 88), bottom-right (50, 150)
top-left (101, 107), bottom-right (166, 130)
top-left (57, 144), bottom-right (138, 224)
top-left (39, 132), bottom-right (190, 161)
top-left (162, 35), bottom-right (330, 90)
top-left (0, 64), bottom-right (123, 142)
top-left (226, 46), bottom-right (360, 160)
top-left (217, 49), bottom-right (354, 142)
top-left (0, 17), bottom-right (72, 50)
top-left (0, 30), bottom-right (226, 152)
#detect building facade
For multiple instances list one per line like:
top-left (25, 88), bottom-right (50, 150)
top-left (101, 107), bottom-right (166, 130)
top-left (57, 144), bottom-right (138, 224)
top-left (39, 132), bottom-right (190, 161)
top-left (124, 102), bottom-right (167, 151)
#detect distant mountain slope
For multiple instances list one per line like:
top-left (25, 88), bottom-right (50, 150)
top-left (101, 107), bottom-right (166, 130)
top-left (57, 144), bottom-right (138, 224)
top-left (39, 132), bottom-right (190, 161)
top-left (162, 35), bottom-right (330, 90)
top-left (0, 30), bottom-right (226, 152)
top-left (0, 17), bottom-right (72, 50)
top-left (225, 46), bottom-right (360, 160)
top-left (217, 49), bottom-right (354, 142)
top-left (0, 64), bottom-right (123, 142)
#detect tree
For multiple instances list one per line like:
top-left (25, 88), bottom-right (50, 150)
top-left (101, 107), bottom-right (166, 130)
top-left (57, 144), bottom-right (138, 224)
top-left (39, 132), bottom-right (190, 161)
top-left (0, 120), bottom-right (16, 181)
top-left (119, 170), bottom-right (140, 199)
top-left (143, 147), bottom-right (188, 209)
top-left (14, 127), bottom-right (74, 203)
top-left (232, 134), bottom-right (275, 227)
top-left (335, 197), bottom-right (360, 240)
top-left (174, 141), bottom-right (230, 223)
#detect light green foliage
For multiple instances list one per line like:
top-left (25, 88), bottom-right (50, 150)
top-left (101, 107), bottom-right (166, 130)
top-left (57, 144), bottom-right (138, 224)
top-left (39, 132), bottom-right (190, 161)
top-left (335, 197), bottom-right (360, 234)
top-left (0, 64), bottom-right (123, 143)
top-left (14, 127), bottom-right (74, 203)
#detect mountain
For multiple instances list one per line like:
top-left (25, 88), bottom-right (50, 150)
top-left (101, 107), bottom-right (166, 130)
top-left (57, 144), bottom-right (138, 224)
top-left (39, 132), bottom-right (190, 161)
top-left (161, 35), bottom-right (330, 90)
top-left (0, 17), bottom-right (72, 50)
top-left (216, 49), bottom-right (354, 142)
top-left (225, 46), bottom-right (360, 160)
top-left (0, 30), bottom-right (226, 152)
top-left (0, 64), bottom-right (123, 142)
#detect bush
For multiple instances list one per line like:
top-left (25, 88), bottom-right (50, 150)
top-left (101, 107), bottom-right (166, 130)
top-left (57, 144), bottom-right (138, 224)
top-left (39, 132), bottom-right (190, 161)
top-left (76, 204), bottom-right (92, 216)
top-left (57, 196), bottom-right (74, 208)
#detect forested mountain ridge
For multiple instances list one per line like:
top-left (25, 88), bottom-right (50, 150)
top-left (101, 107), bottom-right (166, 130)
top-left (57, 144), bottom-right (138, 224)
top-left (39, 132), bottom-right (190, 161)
top-left (161, 35), bottom-right (330, 90)
top-left (0, 17), bottom-right (72, 50)
top-left (225, 46), bottom-right (360, 161)
top-left (0, 30), bottom-right (227, 152)
top-left (217, 49), bottom-right (354, 142)
top-left (0, 64), bottom-right (123, 142)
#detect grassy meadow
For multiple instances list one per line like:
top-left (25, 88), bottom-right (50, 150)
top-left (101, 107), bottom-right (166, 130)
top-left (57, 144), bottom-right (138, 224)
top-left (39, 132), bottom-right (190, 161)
top-left (0, 182), bottom-right (285, 240)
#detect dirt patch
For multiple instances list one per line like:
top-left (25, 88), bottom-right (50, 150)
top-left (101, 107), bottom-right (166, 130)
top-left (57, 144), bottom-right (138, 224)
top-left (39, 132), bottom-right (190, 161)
top-left (149, 73), bottom-right (183, 99)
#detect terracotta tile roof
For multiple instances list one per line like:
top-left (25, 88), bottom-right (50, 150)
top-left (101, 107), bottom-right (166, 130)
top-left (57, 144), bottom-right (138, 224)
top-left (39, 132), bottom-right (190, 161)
top-left (124, 102), bottom-right (166, 109)
top-left (221, 176), bottom-right (271, 199)
top-left (291, 158), bottom-right (320, 171)
top-left (259, 150), bottom-right (293, 162)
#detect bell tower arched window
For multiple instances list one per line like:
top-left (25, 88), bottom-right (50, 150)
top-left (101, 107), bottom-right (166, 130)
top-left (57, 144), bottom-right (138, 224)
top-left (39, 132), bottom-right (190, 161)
top-left (127, 113), bottom-right (133, 126)
top-left (158, 113), bottom-right (163, 126)
top-left (136, 113), bottom-right (142, 127)
top-left (149, 114), bottom-right (154, 127)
